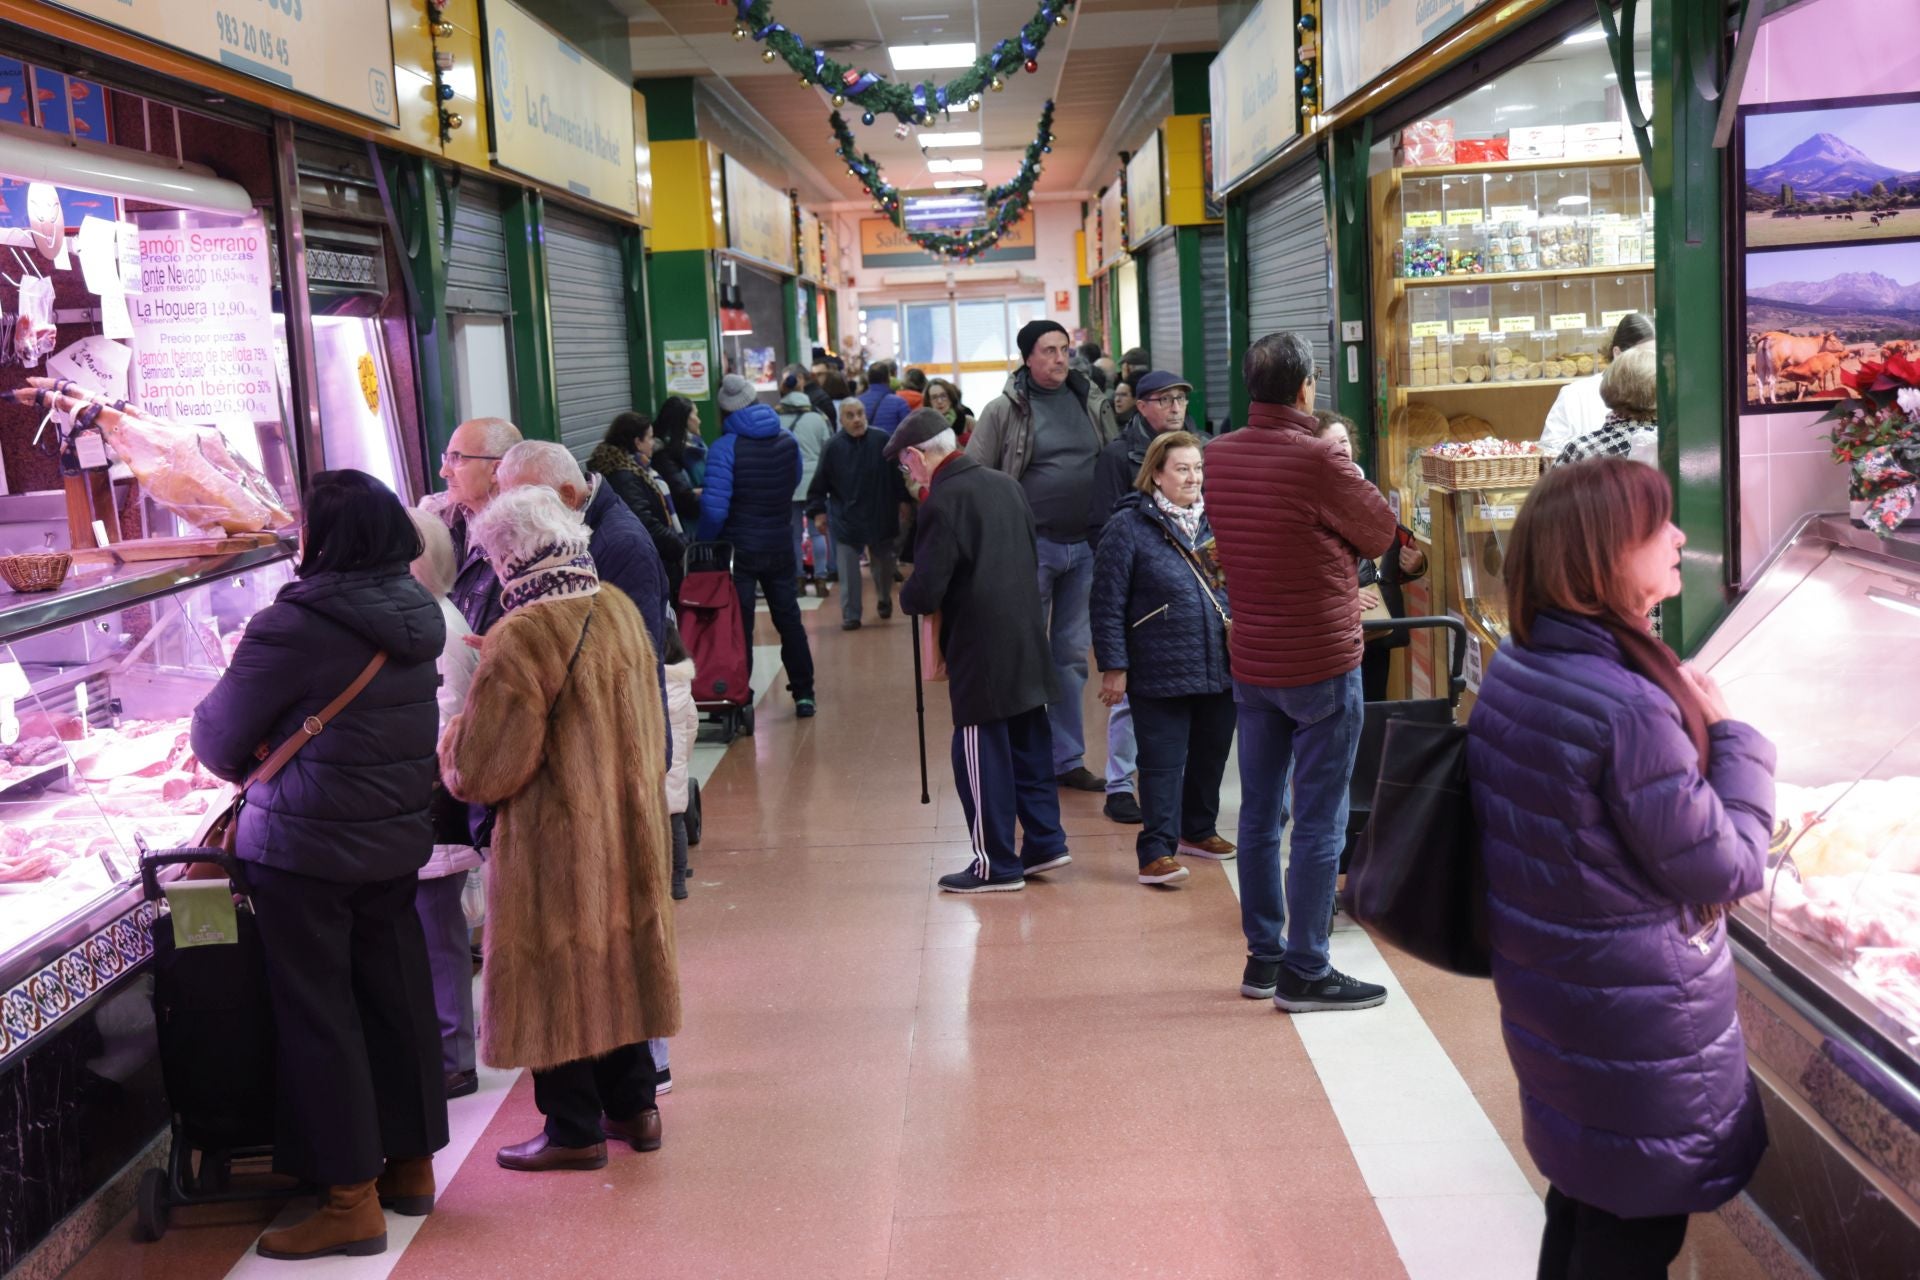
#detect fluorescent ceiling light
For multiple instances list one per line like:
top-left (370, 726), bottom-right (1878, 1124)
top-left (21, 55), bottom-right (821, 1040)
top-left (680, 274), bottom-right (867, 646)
top-left (920, 131), bottom-right (981, 149)
top-left (927, 157), bottom-right (983, 173)
top-left (1563, 28), bottom-right (1608, 44)
top-left (888, 42), bottom-right (976, 71)
top-left (934, 178), bottom-right (985, 189)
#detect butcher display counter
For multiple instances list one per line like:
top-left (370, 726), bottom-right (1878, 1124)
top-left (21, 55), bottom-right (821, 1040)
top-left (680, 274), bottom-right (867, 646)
top-left (1693, 514), bottom-right (1920, 1277)
top-left (0, 542), bottom-right (293, 1066)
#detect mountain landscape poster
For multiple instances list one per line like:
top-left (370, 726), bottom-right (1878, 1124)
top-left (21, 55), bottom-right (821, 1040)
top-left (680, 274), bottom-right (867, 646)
top-left (1741, 94), bottom-right (1920, 248)
top-left (1742, 241), bottom-right (1920, 408)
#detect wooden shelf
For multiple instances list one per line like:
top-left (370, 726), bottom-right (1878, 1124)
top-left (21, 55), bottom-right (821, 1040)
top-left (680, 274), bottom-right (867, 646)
top-left (1388, 154), bottom-right (1642, 183)
top-left (1393, 263), bottom-right (1653, 293)
top-left (1395, 378), bottom-right (1579, 399)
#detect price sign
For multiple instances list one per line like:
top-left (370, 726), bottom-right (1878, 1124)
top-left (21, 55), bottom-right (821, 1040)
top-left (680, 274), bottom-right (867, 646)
top-left (1446, 209), bottom-right (1484, 227)
top-left (1600, 309), bottom-right (1633, 327)
top-left (1452, 317), bottom-right (1491, 336)
top-left (1550, 313), bottom-right (1591, 330)
top-left (1404, 210), bottom-right (1442, 229)
top-left (1410, 321), bottom-right (1450, 338)
top-left (1489, 205), bottom-right (1533, 222)
top-left (1476, 504), bottom-right (1519, 521)
top-left (1499, 315), bottom-right (1537, 334)
top-left (1466, 633), bottom-right (1485, 691)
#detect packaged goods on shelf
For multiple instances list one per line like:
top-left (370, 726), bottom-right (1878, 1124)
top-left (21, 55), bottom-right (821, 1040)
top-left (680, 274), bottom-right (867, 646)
top-left (1507, 125), bottom-right (1566, 160)
top-left (1399, 118), bottom-right (1456, 167)
top-left (1567, 137), bottom-right (1631, 159)
top-left (1565, 121), bottom-right (1625, 144)
top-left (1454, 138), bottom-right (1508, 163)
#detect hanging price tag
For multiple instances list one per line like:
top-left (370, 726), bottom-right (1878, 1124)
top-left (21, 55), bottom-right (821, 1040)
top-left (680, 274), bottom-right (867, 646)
top-left (1600, 309), bottom-right (1633, 326)
top-left (1499, 315), bottom-right (1537, 333)
top-left (1404, 211), bottom-right (1442, 229)
top-left (1476, 504), bottom-right (1519, 521)
top-left (1453, 317), bottom-right (1491, 336)
top-left (1550, 313), bottom-right (1591, 330)
top-left (1446, 209), bottom-right (1484, 227)
top-left (74, 432), bottom-right (109, 470)
top-left (1410, 321), bottom-right (1450, 338)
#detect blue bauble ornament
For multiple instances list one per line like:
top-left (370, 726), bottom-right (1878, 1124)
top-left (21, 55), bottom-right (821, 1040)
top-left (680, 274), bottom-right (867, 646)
top-left (862, 111), bottom-right (875, 126)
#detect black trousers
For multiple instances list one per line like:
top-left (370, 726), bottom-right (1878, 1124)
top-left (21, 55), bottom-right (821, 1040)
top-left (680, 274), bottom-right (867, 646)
top-left (246, 863), bottom-right (449, 1186)
top-left (1361, 642), bottom-right (1394, 705)
top-left (1131, 690), bottom-right (1237, 868)
top-left (733, 551), bottom-right (815, 699)
top-left (950, 705), bottom-right (1065, 882)
top-left (1538, 1186), bottom-right (1688, 1280)
top-left (532, 1042), bottom-right (657, 1148)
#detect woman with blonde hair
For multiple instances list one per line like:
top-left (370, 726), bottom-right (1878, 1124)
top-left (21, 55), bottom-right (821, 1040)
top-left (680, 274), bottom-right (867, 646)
top-left (1089, 430), bottom-right (1237, 885)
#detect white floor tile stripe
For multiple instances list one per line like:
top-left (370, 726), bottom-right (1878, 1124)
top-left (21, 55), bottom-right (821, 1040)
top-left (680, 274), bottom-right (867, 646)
top-left (220, 654), bottom-right (781, 1277)
top-left (1219, 843), bottom-right (1542, 1280)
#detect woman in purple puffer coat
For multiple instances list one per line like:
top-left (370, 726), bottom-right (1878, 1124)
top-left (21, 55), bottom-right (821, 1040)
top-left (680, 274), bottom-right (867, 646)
top-left (1466, 457), bottom-right (1776, 1278)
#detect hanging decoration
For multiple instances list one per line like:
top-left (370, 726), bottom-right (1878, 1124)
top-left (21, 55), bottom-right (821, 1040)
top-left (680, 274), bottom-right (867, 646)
top-left (730, 0), bottom-right (1075, 124)
top-left (830, 101), bottom-right (1055, 260)
top-left (1295, 0), bottom-right (1322, 125)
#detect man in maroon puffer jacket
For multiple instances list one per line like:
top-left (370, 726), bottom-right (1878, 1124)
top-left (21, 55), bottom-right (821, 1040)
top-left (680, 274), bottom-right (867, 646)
top-left (1206, 332), bottom-right (1398, 1013)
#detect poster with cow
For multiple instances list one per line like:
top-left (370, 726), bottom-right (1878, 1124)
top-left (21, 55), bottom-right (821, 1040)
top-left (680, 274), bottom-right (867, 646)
top-left (1737, 91), bottom-right (1920, 411)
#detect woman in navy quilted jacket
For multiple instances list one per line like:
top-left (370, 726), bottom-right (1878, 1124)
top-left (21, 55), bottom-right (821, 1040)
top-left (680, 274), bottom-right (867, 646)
top-left (1090, 431), bottom-right (1236, 886)
top-left (1466, 457), bottom-right (1775, 1278)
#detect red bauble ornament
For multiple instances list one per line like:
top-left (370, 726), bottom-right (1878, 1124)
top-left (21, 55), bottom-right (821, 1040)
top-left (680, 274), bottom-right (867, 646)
top-left (1024, 58), bottom-right (1038, 73)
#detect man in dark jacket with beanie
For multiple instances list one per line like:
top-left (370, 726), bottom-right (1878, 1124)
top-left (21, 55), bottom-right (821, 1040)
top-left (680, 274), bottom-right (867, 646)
top-left (891, 409), bottom-right (1068, 894)
top-left (969, 319), bottom-right (1112, 796)
top-left (697, 373), bottom-right (817, 716)
top-left (1207, 332), bottom-right (1397, 1013)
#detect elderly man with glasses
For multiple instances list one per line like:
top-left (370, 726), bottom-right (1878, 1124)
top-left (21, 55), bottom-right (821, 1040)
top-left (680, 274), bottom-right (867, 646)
top-left (434, 416), bottom-right (523, 638)
top-left (1085, 370), bottom-right (1196, 825)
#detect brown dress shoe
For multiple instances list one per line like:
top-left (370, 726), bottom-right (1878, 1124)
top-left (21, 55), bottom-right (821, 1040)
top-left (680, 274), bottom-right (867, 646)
top-left (602, 1107), bottom-right (663, 1152)
top-left (375, 1155), bottom-right (436, 1215)
top-left (495, 1133), bottom-right (608, 1171)
top-left (256, 1180), bottom-right (386, 1260)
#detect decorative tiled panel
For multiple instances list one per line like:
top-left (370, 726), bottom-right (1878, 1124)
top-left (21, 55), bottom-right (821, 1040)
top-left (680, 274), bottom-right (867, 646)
top-left (0, 903), bottom-right (156, 1067)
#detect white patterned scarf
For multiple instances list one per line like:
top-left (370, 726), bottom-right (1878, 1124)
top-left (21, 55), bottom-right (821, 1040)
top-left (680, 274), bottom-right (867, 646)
top-left (499, 535), bottom-right (600, 613)
top-left (1153, 489), bottom-right (1205, 545)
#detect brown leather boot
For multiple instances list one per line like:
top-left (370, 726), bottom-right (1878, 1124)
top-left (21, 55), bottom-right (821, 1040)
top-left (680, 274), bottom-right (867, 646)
top-left (375, 1156), bottom-right (436, 1215)
top-left (602, 1107), bottom-right (663, 1152)
top-left (256, 1180), bottom-right (386, 1260)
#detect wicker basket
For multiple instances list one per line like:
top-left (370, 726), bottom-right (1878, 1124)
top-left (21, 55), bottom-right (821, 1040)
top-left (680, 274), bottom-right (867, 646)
top-left (0, 551), bottom-right (72, 593)
top-left (1421, 452), bottom-right (1547, 490)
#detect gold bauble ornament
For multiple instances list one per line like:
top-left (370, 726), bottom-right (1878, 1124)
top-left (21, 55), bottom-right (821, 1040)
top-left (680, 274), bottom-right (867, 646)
top-left (762, 48), bottom-right (776, 63)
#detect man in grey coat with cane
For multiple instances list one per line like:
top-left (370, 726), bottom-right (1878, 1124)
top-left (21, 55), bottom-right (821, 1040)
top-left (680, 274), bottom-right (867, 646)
top-left (890, 408), bottom-right (1068, 893)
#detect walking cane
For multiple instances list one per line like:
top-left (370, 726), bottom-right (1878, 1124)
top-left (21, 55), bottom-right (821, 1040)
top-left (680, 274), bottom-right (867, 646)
top-left (910, 615), bottom-right (930, 804)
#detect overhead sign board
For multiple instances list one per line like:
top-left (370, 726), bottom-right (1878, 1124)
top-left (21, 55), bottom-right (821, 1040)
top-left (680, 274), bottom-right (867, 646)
top-left (484, 0), bottom-right (640, 217)
top-left (1323, 0), bottom-right (1492, 111)
top-left (47, 0), bottom-right (399, 126)
top-left (724, 156), bottom-right (795, 271)
top-left (859, 215), bottom-right (1035, 268)
top-left (1126, 131), bottom-right (1166, 246)
top-left (1208, 0), bottom-right (1298, 195)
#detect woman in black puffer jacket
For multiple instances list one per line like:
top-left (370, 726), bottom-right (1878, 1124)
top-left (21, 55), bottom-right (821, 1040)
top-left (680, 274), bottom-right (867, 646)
top-left (1090, 431), bottom-right (1237, 886)
top-left (190, 469), bottom-right (448, 1261)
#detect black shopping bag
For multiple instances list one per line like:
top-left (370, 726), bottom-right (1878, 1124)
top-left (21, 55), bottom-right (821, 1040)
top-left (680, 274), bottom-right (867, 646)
top-left (1339, 718), bottom-right (1491, 978)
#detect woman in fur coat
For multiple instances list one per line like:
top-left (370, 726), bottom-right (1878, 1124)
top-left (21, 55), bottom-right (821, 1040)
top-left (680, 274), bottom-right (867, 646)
top-left (440, 486), bottom-right (682, 1173)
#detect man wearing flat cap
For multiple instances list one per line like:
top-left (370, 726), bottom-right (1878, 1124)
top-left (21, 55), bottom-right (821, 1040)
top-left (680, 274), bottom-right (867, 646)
top-left (890, 408), bottom-right (1068, 893)
top-left (969, 319), bottom-right (1112, 797)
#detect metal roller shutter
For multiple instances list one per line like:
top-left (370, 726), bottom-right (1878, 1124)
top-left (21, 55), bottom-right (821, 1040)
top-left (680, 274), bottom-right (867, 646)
top-left (1245, 159), bottom-right (1334, 412)
top-left (545, 206), bottom-right (635, 460)
top-left (446, 181), bottom-right (511, 314)
top-left (1142, 236), bottom-right (1181, 375)
top-left (1199, 226), bottom-right (1229, 431)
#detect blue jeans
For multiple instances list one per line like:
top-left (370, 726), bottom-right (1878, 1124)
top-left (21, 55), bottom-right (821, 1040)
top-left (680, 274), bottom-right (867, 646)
top-left (1034, 536), bottom-right (1094, 774)
top-left (1234, 670), bottom-right (1364, 980)
top-left (792, 501), bottom-right (830, 579)
top-left (1105, 697), bottom-right (1137, 794)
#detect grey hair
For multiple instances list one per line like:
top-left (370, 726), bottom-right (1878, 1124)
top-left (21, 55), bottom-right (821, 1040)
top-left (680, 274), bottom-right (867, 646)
top-left (1600, 343), bottom-right (1658, 419)
top-left (914, 427), bottom-right (959, 457)
top-left (1244, 332), bottom-right (1317, 406)
top-left (498, 440), bottom-right (589, 505)
top-left (406, 508), bottom-right (457, 599)
top-left (838, 397), bottom-right (868, 423)
top-left (458, 416), bottom-right (523, 457)
top-left (468, 485), bottom-right (589, 576)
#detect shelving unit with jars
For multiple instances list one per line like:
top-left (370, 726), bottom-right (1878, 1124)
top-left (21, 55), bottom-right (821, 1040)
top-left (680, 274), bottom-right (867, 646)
top-left (1369, 155), bottom-right (1655, 706)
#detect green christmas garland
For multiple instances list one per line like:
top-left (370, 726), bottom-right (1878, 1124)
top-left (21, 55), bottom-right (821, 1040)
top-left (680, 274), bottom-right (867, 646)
top-left (732, 0), bottom-right (1076, 125)
top-left (832, 101), bottom-right (1054, 260)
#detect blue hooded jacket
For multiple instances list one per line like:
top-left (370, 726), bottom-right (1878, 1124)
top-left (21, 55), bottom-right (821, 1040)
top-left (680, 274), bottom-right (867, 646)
top-left (695, 401), bottom-right (803, 560)
top-left (858, 381), bottom-right (911, 436)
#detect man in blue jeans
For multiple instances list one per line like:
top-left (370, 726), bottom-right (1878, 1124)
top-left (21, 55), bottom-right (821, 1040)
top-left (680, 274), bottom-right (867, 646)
top-left (967, 320), bottom-right (1112, 792)
top-left (1205, 332), bottom-right (1398, 1011)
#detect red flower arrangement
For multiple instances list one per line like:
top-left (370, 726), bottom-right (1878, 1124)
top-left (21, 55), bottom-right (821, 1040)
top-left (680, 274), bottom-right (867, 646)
top-left (1824, 349), bottom-right (1920, 536)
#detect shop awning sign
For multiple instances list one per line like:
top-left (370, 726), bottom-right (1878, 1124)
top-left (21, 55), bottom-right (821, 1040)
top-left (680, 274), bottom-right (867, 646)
top-left (724, 157), bottom-right (795, 272)
top-left (1323, 0), bottom-right (1493, 112)
top-left (46, 0), bottom-right (399, 127)
top-left (1207, 0), bottom-right (1299, 196)
top-left (484, 0), bottom-right (640, 218)
top-left (858, 215), bottom-right (1035, 268)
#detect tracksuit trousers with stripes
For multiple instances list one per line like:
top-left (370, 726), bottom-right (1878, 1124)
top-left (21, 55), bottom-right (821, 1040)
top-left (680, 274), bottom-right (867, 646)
top-left (951, 705), bottom-right (1067, 881)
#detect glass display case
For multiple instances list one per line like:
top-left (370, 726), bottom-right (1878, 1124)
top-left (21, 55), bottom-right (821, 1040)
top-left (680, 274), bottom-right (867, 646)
top-left (1450, 486), bottom-right (1529, 641)
top-left (0, 546), bottom-right (293, 995)
top-left (1696, 514), bottom-right (1920, 1071)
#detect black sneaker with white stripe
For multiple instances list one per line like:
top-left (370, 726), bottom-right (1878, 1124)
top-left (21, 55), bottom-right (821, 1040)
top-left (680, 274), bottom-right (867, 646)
top-left (1272, 966), bottom-right (1388, 1012)
top-left (938, 869), bottom-right (1025, 894)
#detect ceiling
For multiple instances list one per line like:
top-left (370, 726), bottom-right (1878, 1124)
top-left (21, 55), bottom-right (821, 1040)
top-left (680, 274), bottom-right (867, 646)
top-left (627, 0), bottom-right (1227, 205)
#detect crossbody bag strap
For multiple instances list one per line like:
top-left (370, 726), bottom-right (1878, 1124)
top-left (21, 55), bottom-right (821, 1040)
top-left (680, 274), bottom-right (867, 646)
top-left (247, 651), bottom-right (389, 789)
top-left (1161, 526), bottom-right (1230, 629)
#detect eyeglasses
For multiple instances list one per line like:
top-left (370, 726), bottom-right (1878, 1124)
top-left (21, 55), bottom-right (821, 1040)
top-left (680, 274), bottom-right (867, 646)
top-left (442, 451), bottom-right (503, 467)
top-left (898, 461), bottom-right (914, 478)
top-left (1144, 394), bottom-right (1190, 408)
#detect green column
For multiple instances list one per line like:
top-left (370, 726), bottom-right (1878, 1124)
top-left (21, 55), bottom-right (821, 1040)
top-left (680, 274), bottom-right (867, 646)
top-left (1330, 125), bottom-right (1376, 475)
top-left (1224, 194), bottom-right (1251, 430)
top-left (382, 153), bottom-right (458, 480)
top-left (503, 188), bottom-right (559, 442)
top-left (621, 227), bottom-right (655, 413)
top-left (783, 275), bottom-right (805, 366)
top-left (649, 250), bottom-right (721, 439)
top-left (1174, 226), bottom-right (1211, 428)
top-left (1650, 0), bottom-right (1728, 654)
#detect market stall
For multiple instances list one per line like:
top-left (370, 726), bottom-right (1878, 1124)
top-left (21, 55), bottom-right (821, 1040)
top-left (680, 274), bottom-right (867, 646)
top-left (719, 155), bottom-right (796, 399)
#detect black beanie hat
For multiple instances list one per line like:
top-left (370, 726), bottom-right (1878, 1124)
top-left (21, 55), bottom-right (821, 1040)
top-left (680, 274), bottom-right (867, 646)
top-left (1016, 319), bottom-right (1070, 360)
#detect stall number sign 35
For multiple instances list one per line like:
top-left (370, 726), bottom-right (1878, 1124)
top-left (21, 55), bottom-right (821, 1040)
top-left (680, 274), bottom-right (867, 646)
top-left (216, 0), bottom-right (304, 71)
